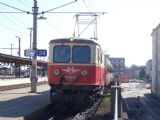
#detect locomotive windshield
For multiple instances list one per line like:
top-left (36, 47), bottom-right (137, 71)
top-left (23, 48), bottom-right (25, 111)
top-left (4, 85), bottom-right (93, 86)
top-left (72, 46), bottom-right (90, 63)
top-left (53, 45), bottom-right (70, 63)
top-left (53, 45), bottom-right (90, 63)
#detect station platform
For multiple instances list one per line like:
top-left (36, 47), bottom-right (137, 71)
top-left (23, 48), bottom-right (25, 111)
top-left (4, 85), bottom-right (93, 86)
top-left (0, 84), bottom-right (50, 120)
top-left (0, 77), bottom-right (48, 91)
top-left (0, 77), bottom-right (47, 86)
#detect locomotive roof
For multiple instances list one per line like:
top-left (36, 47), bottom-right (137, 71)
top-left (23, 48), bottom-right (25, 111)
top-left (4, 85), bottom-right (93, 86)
top-left (49, 38), bottom-right (100, 45)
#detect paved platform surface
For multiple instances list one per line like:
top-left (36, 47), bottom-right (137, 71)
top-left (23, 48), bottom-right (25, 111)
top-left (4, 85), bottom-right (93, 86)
top-left (0, 77), bottom-right (47, 86)
top-left (0, 84), bottom-right (50, 120)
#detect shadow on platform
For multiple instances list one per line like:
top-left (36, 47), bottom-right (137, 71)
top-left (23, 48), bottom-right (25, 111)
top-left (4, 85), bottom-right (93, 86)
top-left (0, 90), bottom-right (50, 118)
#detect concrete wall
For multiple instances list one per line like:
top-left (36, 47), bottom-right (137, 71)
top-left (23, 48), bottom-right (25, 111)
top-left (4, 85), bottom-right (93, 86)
top-left (151, 24), bottom-right (160, 96)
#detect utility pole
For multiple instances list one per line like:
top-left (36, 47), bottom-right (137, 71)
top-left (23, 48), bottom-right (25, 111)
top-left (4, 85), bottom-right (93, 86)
top-left (29, 0), bottom-right (78, 93)
top-left (30, 0), bottom-right (38, 93)
top-left (9, 44), bottom-right (14, 56)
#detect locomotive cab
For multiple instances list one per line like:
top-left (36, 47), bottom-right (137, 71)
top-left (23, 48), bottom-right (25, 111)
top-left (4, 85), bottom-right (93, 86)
top-left (48, 38), bottom-right (110, 110)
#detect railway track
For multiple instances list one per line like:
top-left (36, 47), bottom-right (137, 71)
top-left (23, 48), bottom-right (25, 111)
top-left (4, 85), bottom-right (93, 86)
top-left (48, 111), bottom-right (78, 120)
top-left (22, 89), bottom-right (111, 120)
top-left (46, 92), bottom-right (109, 120)
top-left (72, 97), bottom-right (103, 120)
top-left (25, 97), bottom-right (104, 120)
top-left (48, 111), bottom-right (65, 120)
top-left (50, 98), bottom-right (103, 120)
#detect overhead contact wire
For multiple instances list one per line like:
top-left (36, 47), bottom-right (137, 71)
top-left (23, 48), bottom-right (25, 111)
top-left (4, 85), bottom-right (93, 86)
top-left (43, 0), bottom-right (77, 13)
top-left (0, 1), bottom-right (29, 13)
top-left (17, 0), bottom-right (31, 9)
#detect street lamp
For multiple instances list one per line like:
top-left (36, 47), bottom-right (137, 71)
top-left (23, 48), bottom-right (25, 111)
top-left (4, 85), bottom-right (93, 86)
top-left (37, 15), bottom-right (47, 20)
top-left (15, 36), bottom-right (21, 77)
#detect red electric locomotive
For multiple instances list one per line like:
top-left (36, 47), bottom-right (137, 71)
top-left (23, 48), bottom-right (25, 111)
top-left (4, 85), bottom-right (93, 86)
top-left (48, 38), bottom-right (113, 110)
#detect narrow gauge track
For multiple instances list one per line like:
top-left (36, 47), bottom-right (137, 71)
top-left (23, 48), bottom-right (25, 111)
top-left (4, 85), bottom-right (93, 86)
top-left (72, 97), bottom-right (103, 120)
top-left (47, 97), bottom-right (103, 120)
top-left (48, 111), bottom-right (65, 120)
top-left (47, 109), bottom-right (78, 120)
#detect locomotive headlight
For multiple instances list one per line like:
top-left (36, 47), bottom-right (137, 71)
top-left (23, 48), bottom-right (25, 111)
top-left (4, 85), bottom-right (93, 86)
top-left (81, 69), bottom-right (88, 76)
top-left (54, 69), bottom-right (61, 75)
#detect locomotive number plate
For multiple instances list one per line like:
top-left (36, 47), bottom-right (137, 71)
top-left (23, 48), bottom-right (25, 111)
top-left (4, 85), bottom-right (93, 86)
top-left (64, 75), bottom-right (77, 80)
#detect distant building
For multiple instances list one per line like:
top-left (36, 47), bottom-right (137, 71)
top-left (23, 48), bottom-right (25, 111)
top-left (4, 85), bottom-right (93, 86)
top-left (129, 65), bottom-right (145, 79)
top-left (130, 65), bottom-right (138, 78)
top-left (146, 59), bottom-right (152, 80)
top-left (110, 57), bottom-right (125, 78)
top-left (124, 66), bottom-right (132, 78)
top-left (134, 66), bottom-right (145, 79)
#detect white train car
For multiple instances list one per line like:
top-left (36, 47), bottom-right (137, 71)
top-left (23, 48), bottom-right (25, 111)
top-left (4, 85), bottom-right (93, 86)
top-left (151, 23), bottom-right (160, 97)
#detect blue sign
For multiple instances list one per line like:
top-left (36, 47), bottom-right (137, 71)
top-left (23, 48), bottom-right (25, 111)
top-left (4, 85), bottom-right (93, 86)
top-left (24, 49), bottom-right (36, 57)
top-left (37, 49), bottom-right (47, 57)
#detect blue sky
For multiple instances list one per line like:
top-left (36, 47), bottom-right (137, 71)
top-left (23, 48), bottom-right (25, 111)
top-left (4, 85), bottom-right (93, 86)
top-left (0, 0), bottom-right (160, 67)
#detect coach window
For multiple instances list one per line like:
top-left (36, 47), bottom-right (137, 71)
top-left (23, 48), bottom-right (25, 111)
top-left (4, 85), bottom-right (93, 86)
top-left (72, 46), bottom-right (90, 63)
top-left (53, 45), bottom-right (70, 63)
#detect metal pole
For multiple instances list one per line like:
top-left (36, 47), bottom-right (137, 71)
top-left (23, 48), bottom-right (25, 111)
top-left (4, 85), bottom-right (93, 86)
top-left (28, 28), bottom-right (33, 59)
top-left (15, 36), bottom-right (21, 57)
top-left (95, 16), bottom-right (97, 40)
top-left (19, 38), bottom-right (21, 57)
top-left (18, 37), bottom-right (21, 77)
top-left (28, 28), bottom-right (33, 80)
top-left (10, 43), bottom-right (14, 55)
top-left (15, 36), bottom-right (21, 77)
top-left (28, 28), bottom-right (32, 50)
top-left (30, 0), bottom-right (38, 93)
